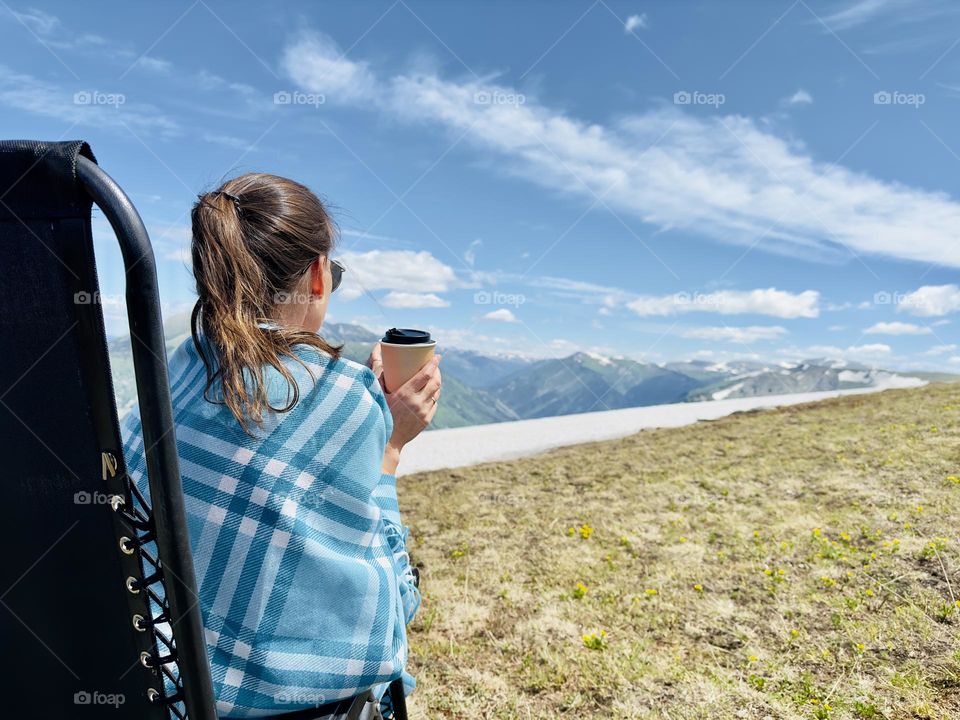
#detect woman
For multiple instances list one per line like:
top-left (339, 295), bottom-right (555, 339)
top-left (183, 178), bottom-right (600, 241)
top-left (121, 173), bottom-right (440, 718)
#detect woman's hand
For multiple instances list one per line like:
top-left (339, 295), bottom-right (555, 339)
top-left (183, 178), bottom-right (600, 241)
top-left (366, 342), bottom-right (384, 382)
top-left (378, 353), bottom-right (442, 474)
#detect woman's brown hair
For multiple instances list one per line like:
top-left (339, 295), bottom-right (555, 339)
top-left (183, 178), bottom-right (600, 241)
top-left (190, 172), bottom-right (340, 434)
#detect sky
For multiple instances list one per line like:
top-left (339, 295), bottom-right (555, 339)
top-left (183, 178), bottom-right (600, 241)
top-left (2, 0), bottom-right (960, 371)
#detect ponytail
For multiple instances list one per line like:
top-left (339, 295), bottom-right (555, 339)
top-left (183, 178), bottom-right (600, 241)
top-left (189, 174), bottom-right (341, 434)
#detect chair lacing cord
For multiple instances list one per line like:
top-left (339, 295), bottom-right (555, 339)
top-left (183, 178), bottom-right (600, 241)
top-left (148, 685), bottom-right (185, 706)
top-left (141, 649), bottom-right (178, 668)
top-left (133, 608), bottom-right (171, 631)
top-left (126, 569), bottom-right (164, 594)
top-left (113, 470), bottom-right (189, 717)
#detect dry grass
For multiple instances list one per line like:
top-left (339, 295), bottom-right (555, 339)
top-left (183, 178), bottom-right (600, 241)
top-left (399, 384), bottom-right (960, 719)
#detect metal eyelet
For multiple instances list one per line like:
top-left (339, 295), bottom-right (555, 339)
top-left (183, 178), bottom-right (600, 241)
top-left (132, 614), bottom-right (146, 632)
top-left (146, 688), bottom-right (160, 703)
top-left (126, 576), bottom-right (140, 594)
top-left (140, 651), bottom-right (152, 668)
top-left (109, 495), bottom-right (125, 512)
top-left (119, 536), bottom-right (135, 555)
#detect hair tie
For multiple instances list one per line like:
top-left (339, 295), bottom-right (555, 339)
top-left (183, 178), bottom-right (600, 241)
top-left (206, 190), bottom-right (243, 215)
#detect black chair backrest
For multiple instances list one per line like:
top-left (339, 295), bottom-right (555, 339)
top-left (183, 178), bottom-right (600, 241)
top-left (0, 140), bottom-right (216, 719)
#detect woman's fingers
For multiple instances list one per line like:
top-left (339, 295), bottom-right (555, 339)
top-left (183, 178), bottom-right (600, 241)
top-left (408, 355), bottom-right (441, 392)
top-left (366, 342), bottom-right (384, 380)
top-left (424, 395), bottom-right (439, 425)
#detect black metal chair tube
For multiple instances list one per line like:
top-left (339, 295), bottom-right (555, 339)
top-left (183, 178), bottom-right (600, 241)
top-left (76, 156), bottom-right (218, 720)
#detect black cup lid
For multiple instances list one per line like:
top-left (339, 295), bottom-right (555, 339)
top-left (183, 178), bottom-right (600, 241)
top-left (382, 328), bottom-right (432, 345)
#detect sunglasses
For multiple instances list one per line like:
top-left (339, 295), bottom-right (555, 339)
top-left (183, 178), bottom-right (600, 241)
top-left (330, 258), bottom-right (345, 293)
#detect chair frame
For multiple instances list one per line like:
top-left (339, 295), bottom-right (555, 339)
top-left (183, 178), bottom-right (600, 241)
top-left (76, 156), bottom-right (219, 720)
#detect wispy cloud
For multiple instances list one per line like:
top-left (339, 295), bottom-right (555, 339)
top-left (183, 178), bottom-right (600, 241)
top-left (5, 5), bottom-right (108, 49)
top-left (381, 291), bottom-right (450, 308)
top-left (681, 325), bottom-right (788, 343)
top-left (284, 32), bottom-right (960, 269)
top-left (627, 288), bottom-right (820, 319)
top-left (783, 89), bottom-right (813, 106)
top-left (865, 321), bottom-right (932, 335)
top-left (0, 64), bottom-right (180, 137)
top-left (816, 0), bottom-right (957, 30)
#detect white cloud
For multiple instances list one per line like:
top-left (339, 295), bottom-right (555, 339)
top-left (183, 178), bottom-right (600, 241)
top-left (864, 321), bottom-right (932, 335)
top-left (4, 7), bottom-right (108, 51)
top-left (847, 343), bottom-right (892, 356)
top-left (896, 284), bottom-right (960, 316)
top-left (818, 0), bottom-right (958, 30)
top-left (624, 14), bottom-right (647, 32)
top-left (627, 288), bottom-right (819, 318)
top-left (925, 344), bottom-right (957, 356)
top-left (483, 308), bottom-right (518, 323)
top-left (950, 356), bottom-right (960, 365)
top-left (464, 238), bottom-right (482, 267)
top-left (337, 250), bottom-right (457, 301)
top-left (681, 326), bottom-right (788, 343)
top-left (282, 32), bottom-right (379, 104)
top-left (784, 89), bottom-right (813, 106)
top-left (136, 56), bottom-right (172, 74)
top-left (0, 65), bottom-right (179, 137)
top-left (381, 291), bottom-right (450, 309)
top-left (285, 34), bottom-right (960, 269)
top-left (11, 7), bottom-right (60, 35)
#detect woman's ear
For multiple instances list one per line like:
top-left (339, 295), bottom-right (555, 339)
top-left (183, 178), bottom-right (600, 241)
top-left (310, 257), bottom-right (325, 298)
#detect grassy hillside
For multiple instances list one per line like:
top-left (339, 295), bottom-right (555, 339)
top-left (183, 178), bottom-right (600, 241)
top-left (400, 383), bottom-right (960, 719)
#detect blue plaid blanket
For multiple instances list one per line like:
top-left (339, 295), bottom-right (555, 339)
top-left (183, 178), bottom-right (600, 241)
top-left (121, 334), bottom-right (420, 717)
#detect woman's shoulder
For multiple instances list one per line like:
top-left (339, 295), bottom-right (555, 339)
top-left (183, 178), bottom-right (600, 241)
top-left (291, 344), bottom-right (388, 409)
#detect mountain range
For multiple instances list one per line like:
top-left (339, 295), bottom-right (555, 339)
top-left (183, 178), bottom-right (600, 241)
top-left (107, 315), bottom-right (955, 429)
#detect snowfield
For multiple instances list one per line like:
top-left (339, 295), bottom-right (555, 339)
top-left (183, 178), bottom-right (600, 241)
top-left (396, 379), bottom-right (926, 476)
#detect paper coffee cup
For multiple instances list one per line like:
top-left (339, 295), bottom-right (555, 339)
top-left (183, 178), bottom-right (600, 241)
top-left (380, 328), bottom-right (436, 393)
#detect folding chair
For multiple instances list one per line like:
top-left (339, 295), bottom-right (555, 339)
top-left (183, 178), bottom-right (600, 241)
top-left (0, 140), bottom-right (408, 720)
